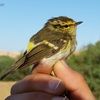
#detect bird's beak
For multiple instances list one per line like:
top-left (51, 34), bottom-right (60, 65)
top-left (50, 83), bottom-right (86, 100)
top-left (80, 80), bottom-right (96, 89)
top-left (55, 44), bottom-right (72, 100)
top-left (75, 21), bottom-right (83, 26)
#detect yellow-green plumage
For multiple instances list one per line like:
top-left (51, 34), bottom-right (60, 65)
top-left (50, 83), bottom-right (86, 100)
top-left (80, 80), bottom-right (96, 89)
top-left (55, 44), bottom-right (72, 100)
top-left (0, 16), bottom-right (82, 80)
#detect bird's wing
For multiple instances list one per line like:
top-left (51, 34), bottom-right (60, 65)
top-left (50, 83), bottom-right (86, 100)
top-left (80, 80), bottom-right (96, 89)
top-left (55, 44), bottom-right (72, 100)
top-left (18, 38), bottom-right (67, 69)
top-left (20, 30), bottom-right (72, 69)
top-left (27, 29), bottom-right (65, 53)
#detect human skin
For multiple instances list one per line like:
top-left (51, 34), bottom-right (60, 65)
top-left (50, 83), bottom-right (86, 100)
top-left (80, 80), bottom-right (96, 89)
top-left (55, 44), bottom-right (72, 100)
top-left (5, 60), bottom-right (95, 100)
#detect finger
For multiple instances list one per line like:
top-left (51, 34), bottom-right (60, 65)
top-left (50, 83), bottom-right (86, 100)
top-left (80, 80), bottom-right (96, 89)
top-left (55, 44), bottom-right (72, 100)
top-left (11, 74), bottom-right (65, 95)
top-left (6, 92), bottom-right (68, 100)
top-left (53, 60), bottom-right (95, 100)
top-left (31, 62), bottom-right (53, 75)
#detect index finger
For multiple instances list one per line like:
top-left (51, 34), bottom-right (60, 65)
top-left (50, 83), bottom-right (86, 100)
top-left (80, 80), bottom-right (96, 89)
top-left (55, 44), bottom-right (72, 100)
top-left (31, 62), bottom-right (53, 75)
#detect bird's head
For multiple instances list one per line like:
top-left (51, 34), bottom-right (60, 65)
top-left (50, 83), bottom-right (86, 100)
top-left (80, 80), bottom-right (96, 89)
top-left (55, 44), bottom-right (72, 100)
top-left (45, 16), bottom-right (82, 36)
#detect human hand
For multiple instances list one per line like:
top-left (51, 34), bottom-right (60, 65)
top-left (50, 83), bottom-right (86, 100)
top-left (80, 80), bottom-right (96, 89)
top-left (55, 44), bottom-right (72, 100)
top-left (5, 60), bottom-right (95, 100)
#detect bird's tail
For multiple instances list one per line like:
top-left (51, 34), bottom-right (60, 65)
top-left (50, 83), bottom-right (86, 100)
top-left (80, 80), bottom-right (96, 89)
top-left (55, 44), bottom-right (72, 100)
top-left (0, 55), bottom-right (26, 80)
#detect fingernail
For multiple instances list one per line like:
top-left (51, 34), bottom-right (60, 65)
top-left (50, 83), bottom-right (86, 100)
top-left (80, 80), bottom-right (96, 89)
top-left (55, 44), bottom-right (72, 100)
top-left (49, 79), bottom-right (61, 90)
top-left (52, 97), bottom-right (69, 100)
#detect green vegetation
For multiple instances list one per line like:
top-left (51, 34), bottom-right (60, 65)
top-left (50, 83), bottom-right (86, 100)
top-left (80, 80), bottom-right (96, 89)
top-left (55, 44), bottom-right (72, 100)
top-left (0, 56), bottom-right (30, 81)
top-left (0, 41), bottom-right (100, 99)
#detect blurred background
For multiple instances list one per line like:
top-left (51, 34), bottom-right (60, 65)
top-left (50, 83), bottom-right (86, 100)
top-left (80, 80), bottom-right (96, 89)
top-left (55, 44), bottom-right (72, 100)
top-left (0, 0), bottom-right (100, 100)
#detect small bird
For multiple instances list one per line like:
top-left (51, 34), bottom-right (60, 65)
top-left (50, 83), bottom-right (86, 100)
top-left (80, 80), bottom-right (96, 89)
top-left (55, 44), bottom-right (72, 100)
top-left (0, 16), bottom-right (82, 80)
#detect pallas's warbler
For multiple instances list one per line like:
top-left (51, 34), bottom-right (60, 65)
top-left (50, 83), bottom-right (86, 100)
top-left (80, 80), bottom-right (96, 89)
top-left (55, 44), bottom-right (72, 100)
top-left (0, 16), bottom-right (82, 80)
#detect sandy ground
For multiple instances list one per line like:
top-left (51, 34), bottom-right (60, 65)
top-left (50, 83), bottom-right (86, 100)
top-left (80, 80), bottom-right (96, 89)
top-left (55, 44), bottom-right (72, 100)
top-left (0, 51), bottom-right (21, 58)
top-left (0, 81), bottom-right (16, 100)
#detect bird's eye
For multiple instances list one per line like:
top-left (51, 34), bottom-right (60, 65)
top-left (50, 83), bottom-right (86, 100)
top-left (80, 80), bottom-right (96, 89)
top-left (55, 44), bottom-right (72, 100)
top-left (64, 25), bottom-right (69, 28)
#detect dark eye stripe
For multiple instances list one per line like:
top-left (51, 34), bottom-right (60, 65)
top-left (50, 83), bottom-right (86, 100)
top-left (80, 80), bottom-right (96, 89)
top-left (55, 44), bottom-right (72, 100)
top-left (53, 24), bottom-right (60, 28)
top-left (53, 24), bottom-right (69, 28)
